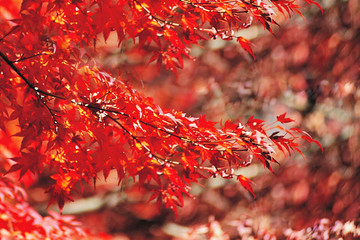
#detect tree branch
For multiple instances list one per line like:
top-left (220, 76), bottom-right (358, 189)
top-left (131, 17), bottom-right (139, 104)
top-left (1, 50), bottom-right (248, 157)
top-left (106, 114), bottom-right (168, 165)
top-left (0, 51), bottom-right (63, 130)
top-left (0, 51), bottom-right (67, 100)
top-left (11, 53), bottom-right (45, 63)
top-left (0, 26), bottom-right (19, 43)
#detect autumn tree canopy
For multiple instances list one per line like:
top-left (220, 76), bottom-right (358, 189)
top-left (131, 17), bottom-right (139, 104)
top-left (0, 0), bottom-right (322, 238)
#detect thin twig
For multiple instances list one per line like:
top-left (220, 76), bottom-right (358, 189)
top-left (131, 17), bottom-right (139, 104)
top-left (0, 51), bottom-right (63, 130)
top-left (0, 51), bottom-right (67, 100)
top-left (0, 26), bottom-right (19, 43)
top-left (11, 53), bottom-right (45, 63)
top-left (1, 50), bottom-right (248, 157)
top-left (106, 114), bottom-right (167, 165)
top-left (181, 0), bottom-right (247, 13)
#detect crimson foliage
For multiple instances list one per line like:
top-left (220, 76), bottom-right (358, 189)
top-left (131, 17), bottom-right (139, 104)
top-left (0, 0), bottom-right (321, 237)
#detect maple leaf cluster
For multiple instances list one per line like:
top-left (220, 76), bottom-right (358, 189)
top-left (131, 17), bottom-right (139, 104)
top-left (0, 0), bottom-right (321, 226)
top-left (0, 177), bottom-right (87, 239)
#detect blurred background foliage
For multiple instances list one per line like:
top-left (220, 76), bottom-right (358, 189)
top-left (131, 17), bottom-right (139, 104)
top-left (6, 0), bottom-right (359, 239)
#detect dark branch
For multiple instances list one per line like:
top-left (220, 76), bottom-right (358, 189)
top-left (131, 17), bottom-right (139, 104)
top-left (11, 53), bottom-right (44, 63)
top-left (0, 26), bottom-right (19, 43)
top-left (106, 114), bottom-right (167, 165)
top-left (0, 51), bottom-right (67, 100)
top-left (0, 50), bottom-right (247, 155)
top-left (0, 51), bottom-right (63, 130)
